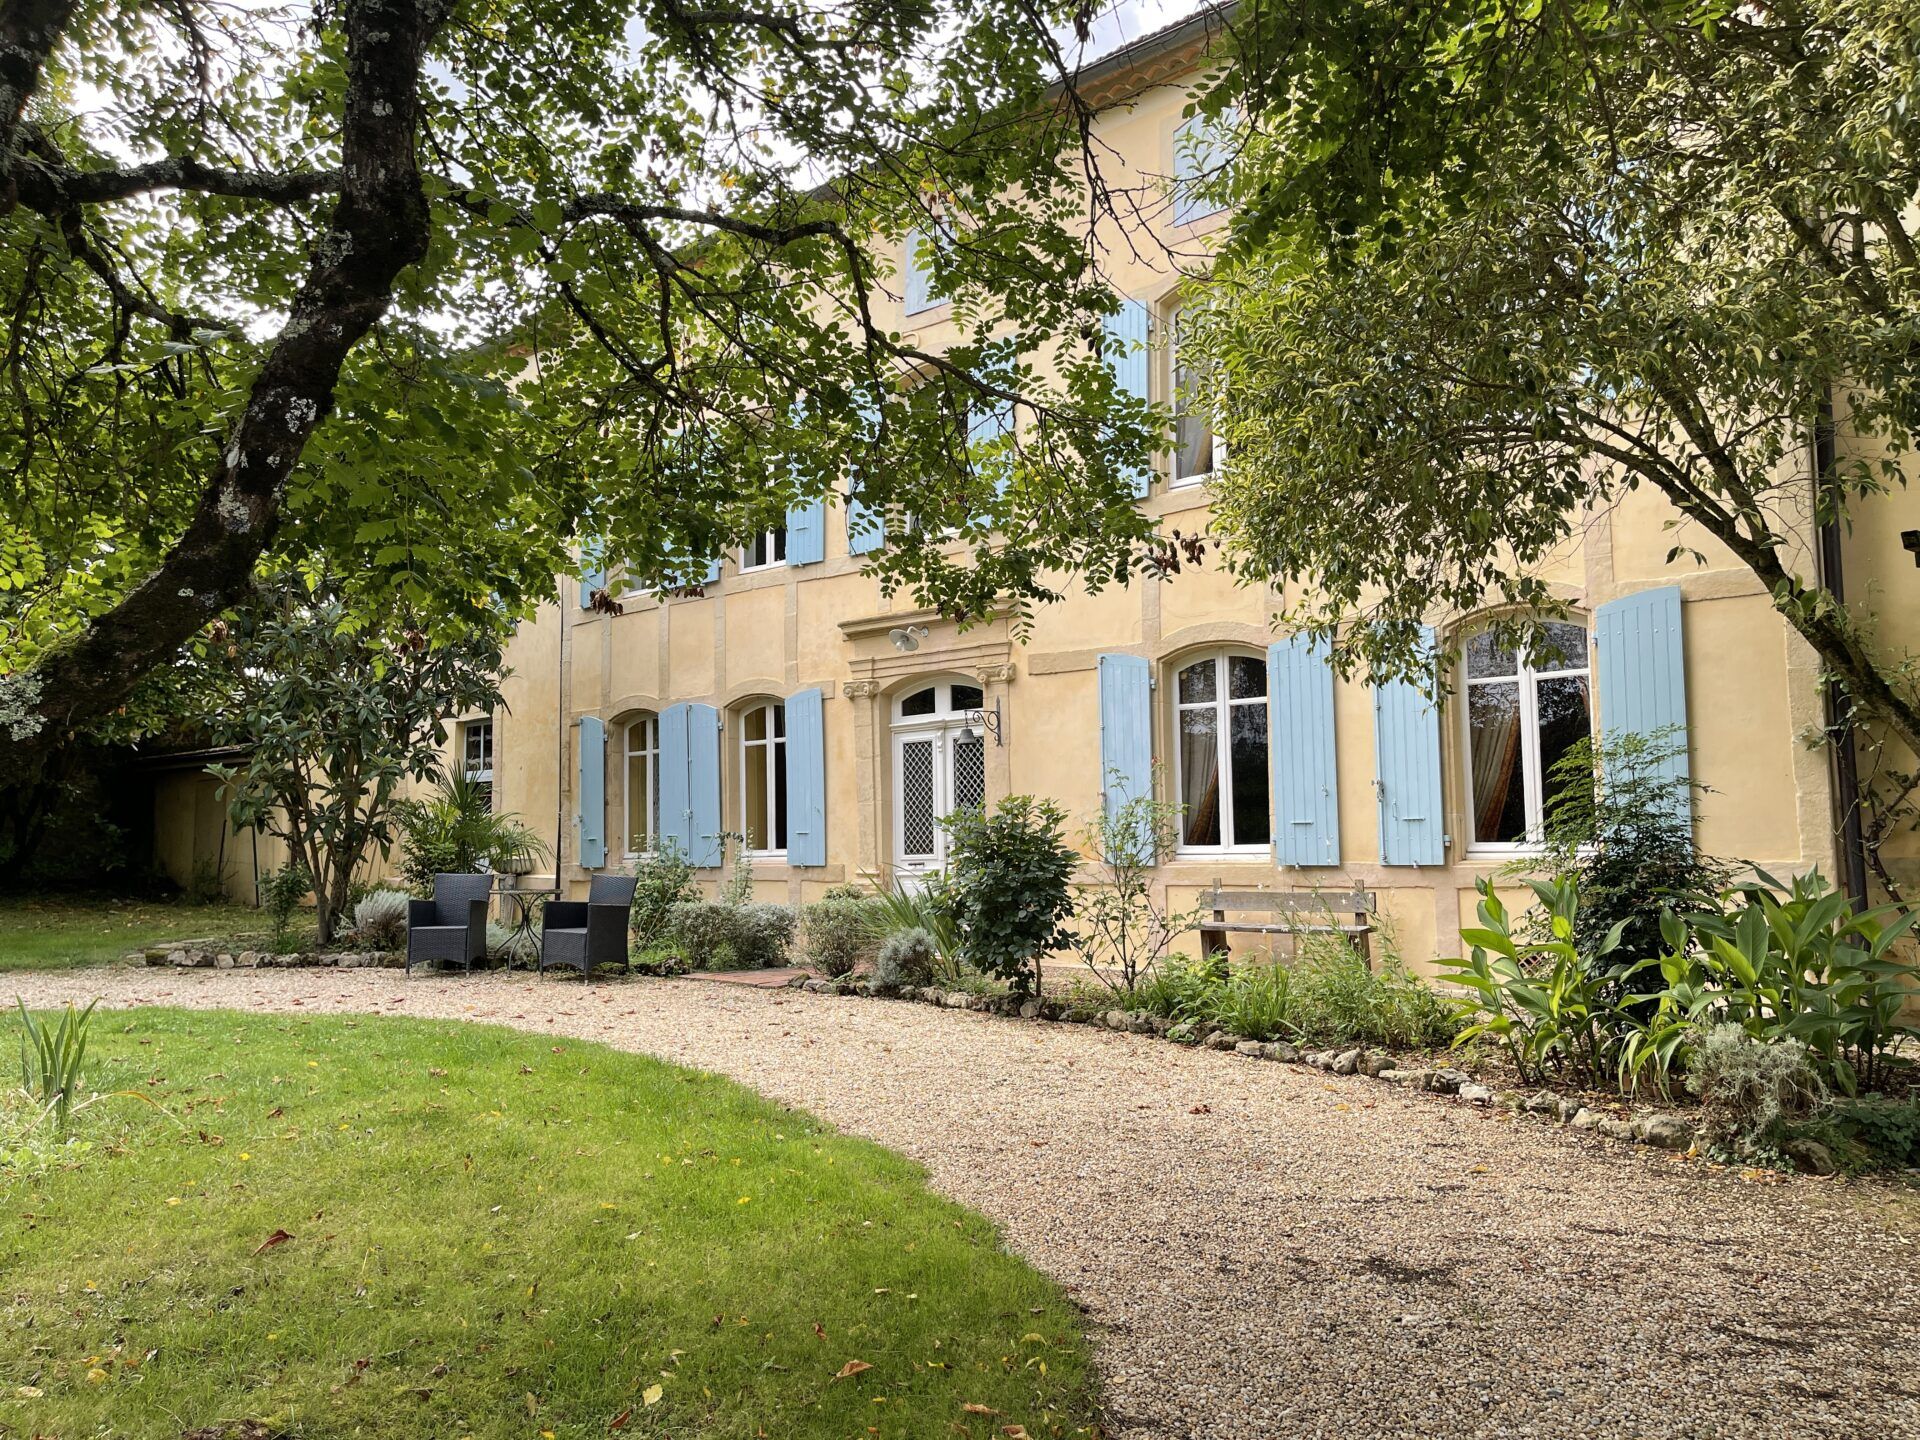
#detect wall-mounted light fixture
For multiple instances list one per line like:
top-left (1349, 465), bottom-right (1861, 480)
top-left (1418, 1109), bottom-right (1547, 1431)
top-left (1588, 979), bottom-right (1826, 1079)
top-left (1902, 529), bottom-right (1919, 567)
top-left (965, 698), bottom-right (1004, 747)
top-left (887, 624), bottom-right (929, 653)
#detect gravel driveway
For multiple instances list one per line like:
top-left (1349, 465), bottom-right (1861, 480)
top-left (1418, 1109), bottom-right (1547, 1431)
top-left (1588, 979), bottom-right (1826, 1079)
top-left (13, 967), bottom-right (1919, 1440)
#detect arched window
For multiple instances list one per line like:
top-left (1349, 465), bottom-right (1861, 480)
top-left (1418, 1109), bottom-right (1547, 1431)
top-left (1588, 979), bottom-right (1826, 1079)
top-left (739, 699), bottom-right (787, 854)
top-left (891, 680), bottom-right (986, 880)
top-left (624, 714), bottom-right (659, 856)
top-left (1462, 621), bottom-right (1593, 851)
top-left (1173, 652), bottom-right (1269, 851)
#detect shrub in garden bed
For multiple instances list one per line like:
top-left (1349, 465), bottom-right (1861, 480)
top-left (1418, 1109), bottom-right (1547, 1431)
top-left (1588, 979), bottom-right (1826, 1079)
top-left (1289, 935), bottom-right (1459, 1050)
top-left (804, 892), bottom-right (878, 978)
top-left (667, 900), bottom-right (740, 970)
top-left (1687, 1023), bottom-right (1827, 1166)
top-left (874, 927), bottom-right (939, 991)
top-left (629, 842), bottom-right (699, 953)
top-left (1102, 936), bottom-right (1456, 1050)
top-left (665, 899), bottom-right (796, 970)
top-left (939, 795), bottom-right (1075, 997)
top-left (732, 902), bottom-right (797, 968)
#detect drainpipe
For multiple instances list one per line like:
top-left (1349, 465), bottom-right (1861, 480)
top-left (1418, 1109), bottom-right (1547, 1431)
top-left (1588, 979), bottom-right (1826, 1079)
top-left (556, 579), bottom-right (569, 891)
top-left (1814, 390), bottom-right (1870, 909)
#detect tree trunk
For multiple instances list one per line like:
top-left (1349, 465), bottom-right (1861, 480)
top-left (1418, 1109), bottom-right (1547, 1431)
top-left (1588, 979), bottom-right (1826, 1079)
top-left (0, 0), bottom-right (447, 793)
top-left (0, 0), bottom-right (77, 200)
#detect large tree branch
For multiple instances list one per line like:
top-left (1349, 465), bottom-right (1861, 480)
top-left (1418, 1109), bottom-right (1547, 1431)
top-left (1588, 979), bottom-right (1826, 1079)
top-left (32, 150), bottom-right (341, 206)
top-left (4, 0), bottom-right (450, 786)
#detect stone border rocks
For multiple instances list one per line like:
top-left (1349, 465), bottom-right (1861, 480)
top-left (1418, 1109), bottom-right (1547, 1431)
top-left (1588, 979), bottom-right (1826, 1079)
top-left (134, 940), bottom-right (403, 971)
top-left (799, 974), bottom-right (1698, 1159)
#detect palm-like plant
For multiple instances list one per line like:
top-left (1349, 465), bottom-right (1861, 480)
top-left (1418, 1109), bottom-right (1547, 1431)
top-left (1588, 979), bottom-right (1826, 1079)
top-left (393, 770), bottom-right (550, 890)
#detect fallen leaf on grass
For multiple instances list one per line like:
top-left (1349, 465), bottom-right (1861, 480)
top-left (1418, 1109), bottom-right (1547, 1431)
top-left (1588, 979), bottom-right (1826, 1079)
top-left (962, 1402), bottom-right (999, 1415)
top-left (831, 1360), bottom-right (872, 1381)
top-left (642, 1383), bottom-right (664, 1406)
top-left (607, 1408), bottom-right (632, 1430)
top-left (812, 1322), bottom-right (827, 1341)
top-left (251, 1229), bottom-right (295, 1255)
top-left (1002, 1427), bottom-right (1031, 1438)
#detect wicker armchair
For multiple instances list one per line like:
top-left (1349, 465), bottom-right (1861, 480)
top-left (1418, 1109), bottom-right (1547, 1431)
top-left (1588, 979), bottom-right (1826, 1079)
top-left (539, 874), bottom-right (638, 980)
top-left (405, 873), bottom-right (492, 975)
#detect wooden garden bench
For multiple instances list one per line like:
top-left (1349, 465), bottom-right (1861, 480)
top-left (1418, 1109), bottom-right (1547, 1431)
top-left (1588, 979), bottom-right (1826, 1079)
top-left (1197, 887), bottom-right (1376, 966)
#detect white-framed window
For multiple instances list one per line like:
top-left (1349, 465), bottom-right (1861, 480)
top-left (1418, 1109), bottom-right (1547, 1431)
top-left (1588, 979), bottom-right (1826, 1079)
top-left (1462, 621), bottom-right (1594, 853)
top-left (741, 527), bottom-right (787, 571)
top-left (625, 714), bottom-right (660, 857)
top-left (1172, 653), bottom-right (1269, 852)
top-left (891, 680), bottom-right (987, 882)
top-left (462, 719), bottom-right (495, 811)
top-left (740, 700), bottom-right (788, 855)
top-left (1167, 301), bottom-right (1220, 487)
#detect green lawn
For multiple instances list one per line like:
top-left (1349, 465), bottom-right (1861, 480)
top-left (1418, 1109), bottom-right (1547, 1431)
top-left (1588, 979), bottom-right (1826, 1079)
top-left (0, 896), bottom-right (270, 972)
top-left (0, 1010), bottom-right (1095, 1439)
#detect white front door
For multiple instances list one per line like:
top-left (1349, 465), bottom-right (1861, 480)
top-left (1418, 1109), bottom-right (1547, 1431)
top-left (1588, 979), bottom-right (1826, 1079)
top-left (892, 724), bottom-right (985, 886)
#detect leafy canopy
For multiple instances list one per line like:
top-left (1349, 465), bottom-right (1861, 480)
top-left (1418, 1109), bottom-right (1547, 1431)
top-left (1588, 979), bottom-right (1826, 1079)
top-left (1, 0), bottom-right (1168, 773)
top-left (1193, 0), bottom-right (1919, 769)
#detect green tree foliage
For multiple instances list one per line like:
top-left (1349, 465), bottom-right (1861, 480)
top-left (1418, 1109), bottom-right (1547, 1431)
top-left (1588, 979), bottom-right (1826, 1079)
top-left (0, 0), bottom-right (1169, 791)
top-left (1194, 0), bottom-right (1920, 815)
top-left (202, 575), bottom-right (507, 944)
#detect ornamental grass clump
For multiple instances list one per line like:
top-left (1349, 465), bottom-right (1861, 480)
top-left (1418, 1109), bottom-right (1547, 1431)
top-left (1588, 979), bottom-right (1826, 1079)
top-left (1201, 962), bottom-right (1297, 1042)
top-left (1290, 935), bottom-right (1459, 1050)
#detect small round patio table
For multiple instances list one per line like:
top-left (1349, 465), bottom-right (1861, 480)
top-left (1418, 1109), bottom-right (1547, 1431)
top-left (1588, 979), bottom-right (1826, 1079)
top-left (494, 879), bottom-right (556, 970)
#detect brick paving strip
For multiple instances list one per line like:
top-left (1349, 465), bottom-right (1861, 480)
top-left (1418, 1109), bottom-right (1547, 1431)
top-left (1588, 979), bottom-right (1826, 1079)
top-left (11, 966), bottom-right (1919, 1440)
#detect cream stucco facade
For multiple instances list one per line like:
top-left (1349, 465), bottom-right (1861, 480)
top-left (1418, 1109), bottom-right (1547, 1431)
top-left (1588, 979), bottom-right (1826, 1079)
top-left (149, 13), bottom-right (1919, 957)
top-left (469, 19), bottom-right (1917, 975)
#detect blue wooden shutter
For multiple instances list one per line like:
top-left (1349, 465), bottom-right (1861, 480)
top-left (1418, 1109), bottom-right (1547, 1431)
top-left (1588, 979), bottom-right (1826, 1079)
top-left (658, 703), bottom-right (692, 859)
top-left (1174, 114), bottom-right (1228, 225)
top-left (1097, 653), bottom-right (1154, 861)
top-left (848, 485), bottom-right (884, 554)
top-left (1596, 586), bottom-right (1690, 819)
top-left (786, 499), bottom-right (825, 565)
top-left (579, 543), bottom-right (606, 609)
top-left (785, 686), bottom-right (826, 866)
top-left (1104, 298), bottom-right (1152, 499)
top-left (848, 391), bottom-right (885, 554)
top-left (1269, 634), bottom-right (1340, 866)
top-left (700, 555), bottom-right (722, 586)
top-left (970, 399), bottom-right (1015, 496)
top-left (577, 715), bottom-right (607, 869)
top-left (685, 702), bottom-right (723, 868)
top-left (1372, 627), bottom-right (1445, 866)
top-left (903, 228), bottom-right (940, 315)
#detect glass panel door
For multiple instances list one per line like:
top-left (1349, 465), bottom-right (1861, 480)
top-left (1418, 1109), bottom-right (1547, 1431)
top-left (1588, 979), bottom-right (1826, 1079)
top-left (895, 733), bottom-right (940, 876)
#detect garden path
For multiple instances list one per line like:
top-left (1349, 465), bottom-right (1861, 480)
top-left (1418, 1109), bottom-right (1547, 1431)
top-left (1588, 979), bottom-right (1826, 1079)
top-left (14, 966), bottom-right (1919, 1440)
